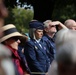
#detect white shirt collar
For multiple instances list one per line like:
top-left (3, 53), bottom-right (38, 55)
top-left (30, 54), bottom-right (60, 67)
top-left (36, 39), bottom-right (41, 43)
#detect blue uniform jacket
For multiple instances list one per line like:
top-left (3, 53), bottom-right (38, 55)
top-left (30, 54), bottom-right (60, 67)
top-left (42, 34), bottom-right (56, 63)
top-left (18, 46), bottom-right (31, 74)
top-left (24, 38), bottom-right (50, 75)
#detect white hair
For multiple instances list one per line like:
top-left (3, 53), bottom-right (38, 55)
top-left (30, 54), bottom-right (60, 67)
top-left (43, 20), bottom-right (52, 28)
top-left (55, 29), bottom-right (76, 50)
top-left (55, 29), bottom-right (76, 64)
top-left (29, 28), bottom-right (36, 39)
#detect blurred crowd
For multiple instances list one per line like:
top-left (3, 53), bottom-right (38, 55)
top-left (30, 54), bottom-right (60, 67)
top-left (1, 0), bottom-right (76, 75)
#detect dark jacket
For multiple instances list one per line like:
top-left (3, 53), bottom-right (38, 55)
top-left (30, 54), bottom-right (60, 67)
top-left (24, 38), bottom-right (50, 75)
top-left (18, 46), bottom-right (31, 74)
top-left (42, 34), bottom-right (56, 63)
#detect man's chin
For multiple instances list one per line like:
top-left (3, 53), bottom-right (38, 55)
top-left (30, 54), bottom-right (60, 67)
top-left (51, 32), bottom-right (56, 34)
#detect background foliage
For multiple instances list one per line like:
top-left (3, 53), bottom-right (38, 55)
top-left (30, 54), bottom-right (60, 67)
top-left (5, 7), bottom-right (34, 33)
top-left (4, 0), bottom-right (76, 32)
top-left (52, 0), bottom-right (76, 23)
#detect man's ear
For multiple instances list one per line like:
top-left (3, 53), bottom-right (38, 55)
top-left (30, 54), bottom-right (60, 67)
top-left (44, 28), bottom-right (48, 32)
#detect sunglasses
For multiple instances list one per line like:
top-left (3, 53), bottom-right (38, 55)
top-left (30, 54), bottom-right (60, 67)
top-left (10, 37), bottom-right (19, 41)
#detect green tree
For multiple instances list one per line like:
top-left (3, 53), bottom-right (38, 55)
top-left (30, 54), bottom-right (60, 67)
top-left (5, 7), bottom-right (34, 33)
top-left (5, 0), bottom-right (76, 22)
top-left (52, 0), bottom-right (76, 22)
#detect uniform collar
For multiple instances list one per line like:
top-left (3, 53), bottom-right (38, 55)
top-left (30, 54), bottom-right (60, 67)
top-left (45, 34), bottom-right (55, 42)
top-left (36, 39), bottom-right (41, 43)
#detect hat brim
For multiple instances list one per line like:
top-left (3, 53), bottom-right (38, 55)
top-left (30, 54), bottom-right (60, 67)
top-left (0, 32), bottom-right (28, 43)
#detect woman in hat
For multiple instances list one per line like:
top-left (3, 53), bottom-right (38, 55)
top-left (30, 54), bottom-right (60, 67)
top-left (0, 24), bottom-right (30, 75)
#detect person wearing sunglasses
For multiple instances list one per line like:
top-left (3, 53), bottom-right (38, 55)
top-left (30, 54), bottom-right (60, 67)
top-left (0, 24), bottom-right (30, 75)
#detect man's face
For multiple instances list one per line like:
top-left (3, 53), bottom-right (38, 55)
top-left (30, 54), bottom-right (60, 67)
top-left (68, 25), bottom-right (76, 30)
top-left (45, 22), bottom-right (57, 34)
top-left (35, 29), bottom-right (43, 40)
top-left (65, 20), bottom-right (76, 30)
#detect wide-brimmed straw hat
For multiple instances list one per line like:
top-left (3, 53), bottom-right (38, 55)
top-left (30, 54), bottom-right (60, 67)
top-left (0, 24), bottom-right (28, 43)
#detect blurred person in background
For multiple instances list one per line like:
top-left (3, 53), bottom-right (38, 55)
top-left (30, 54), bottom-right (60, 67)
top-left (48, 29), bottom-right (76, 75)
top-left (64, 19), bottom-right (76, 30)
top-left (56, 29), bottom-right (76, 75)
top-left (0, 0), bottom-right (8, 38)
top-left (0, 1), bottom-right (15, 75)
top-left (0, 44), bottom-right (16, 75)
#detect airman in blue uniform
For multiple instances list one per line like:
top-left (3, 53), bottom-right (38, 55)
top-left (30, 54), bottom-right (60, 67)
top-left (24, 20), bottom-right (50, 75)
top-left (42, 20), bottom-right (57, 64)
top-left (42, 34), bottom-right (56, 63)
top-left (42, 20), bottom-right (67, 64)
